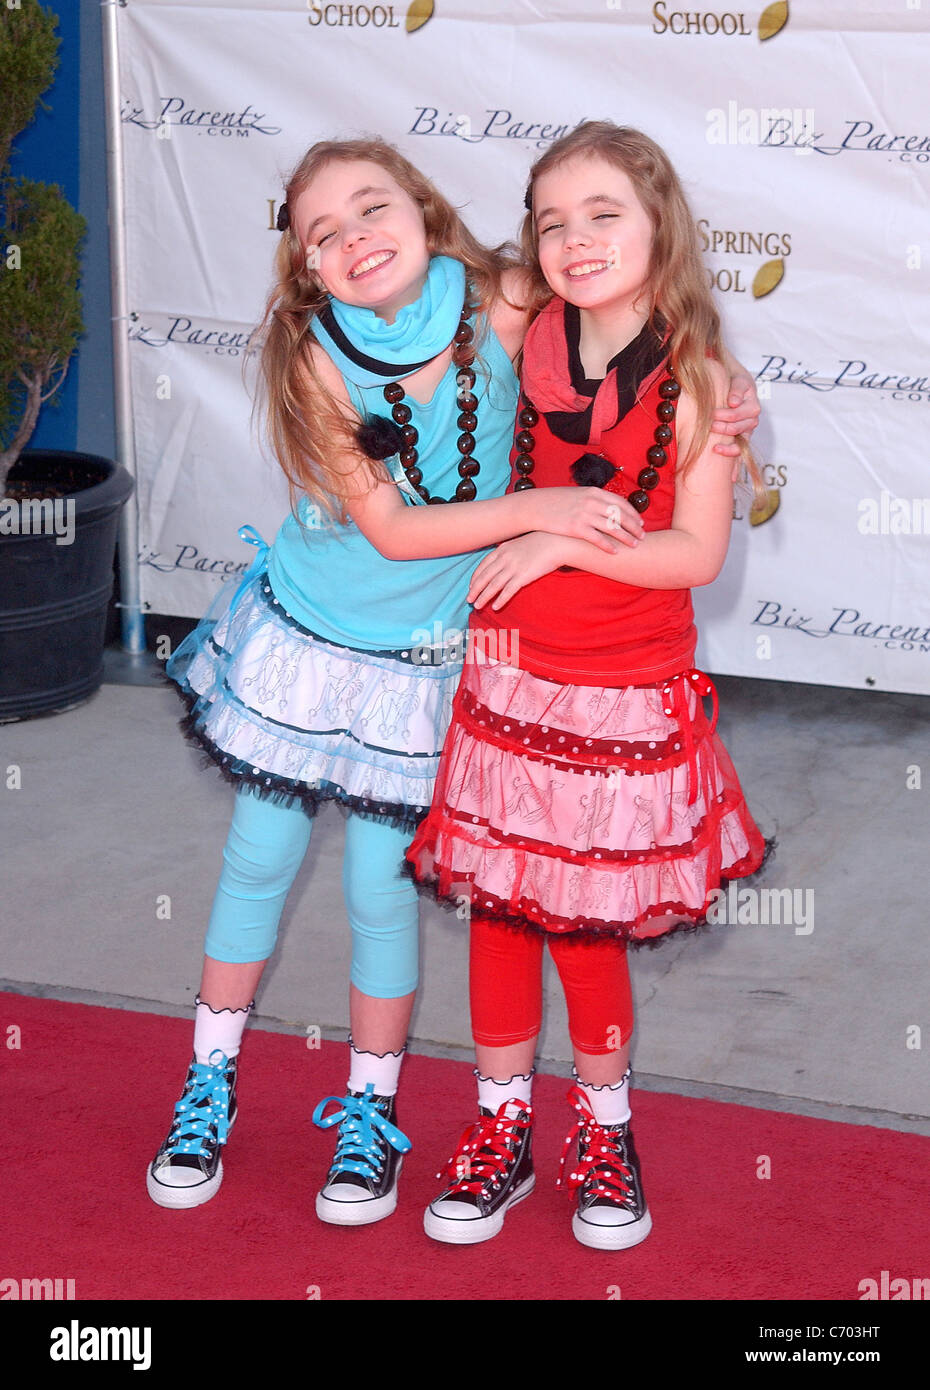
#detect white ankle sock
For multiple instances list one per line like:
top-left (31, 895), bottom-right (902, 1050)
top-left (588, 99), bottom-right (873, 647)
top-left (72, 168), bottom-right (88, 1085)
top-left (575, 1066), bottom-right (632, 1125)
top-left (193, 995), bottom-right (253, 1065)
top-left (347, 1040), bottom-right (405, 1097)
top-left (476, 1069), bottom-right (535, 1112)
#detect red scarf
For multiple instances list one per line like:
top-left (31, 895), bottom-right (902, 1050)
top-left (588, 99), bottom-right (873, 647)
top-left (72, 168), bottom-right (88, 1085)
top-left (521, 297), bottom-right (669, 450)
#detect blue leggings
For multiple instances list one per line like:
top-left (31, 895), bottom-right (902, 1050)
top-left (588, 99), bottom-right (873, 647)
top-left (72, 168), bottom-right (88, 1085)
top-left (204, 788), bottom-right (419, 999)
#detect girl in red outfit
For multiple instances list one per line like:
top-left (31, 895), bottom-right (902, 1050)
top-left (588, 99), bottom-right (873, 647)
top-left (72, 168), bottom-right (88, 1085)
top-left (404, 123), bottom-right (771, 1250)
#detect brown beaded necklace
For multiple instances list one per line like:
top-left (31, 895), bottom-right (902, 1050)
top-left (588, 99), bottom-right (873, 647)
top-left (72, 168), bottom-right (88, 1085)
top-left (512, 371), bottom-right (681, 514)
top-left (382, 309), bottom-right (481, 505)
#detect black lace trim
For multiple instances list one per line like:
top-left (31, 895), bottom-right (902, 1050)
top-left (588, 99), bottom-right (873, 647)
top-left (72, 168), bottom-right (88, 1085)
top-left (474, 1069), bottom-right (536, 1084)
top-left (348, 1038), bottom-right (406, 1060)
top-left (194, 995), bottom-right (255, 1016)
top-left (400, 833), bottom-right (777, 948)
top-left (572, 1066), bottom-right (632, 1090)
top-left (171, 681), bottom-right (430, 835)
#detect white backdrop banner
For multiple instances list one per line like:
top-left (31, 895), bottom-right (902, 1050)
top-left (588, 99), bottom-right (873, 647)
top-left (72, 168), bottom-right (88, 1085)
top-left (116, 0), bottom-right (929, 694)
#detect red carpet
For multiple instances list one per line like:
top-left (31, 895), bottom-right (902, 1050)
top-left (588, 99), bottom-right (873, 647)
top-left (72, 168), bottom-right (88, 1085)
top-left (3, 992), bottom-right (928, 1301)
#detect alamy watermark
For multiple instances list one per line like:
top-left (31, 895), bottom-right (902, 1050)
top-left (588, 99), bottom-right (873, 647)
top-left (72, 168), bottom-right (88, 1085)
top-left (858, 1270), bottom-right (929, 1300)
top-left (706, 102), bottom-right (816, 154)
top-left (857, 492), bottom-right (930, 536)
top-left (49, 1320), bottom-right (151, 1370)
top-left (706, 883), bottom-right (814, 935)
top-left (0, 497), bottom-right (75, 545)
top-left (408, 621), bottom-right (519, 666)
top-left (0, 1276), bottom-right (75, 1300)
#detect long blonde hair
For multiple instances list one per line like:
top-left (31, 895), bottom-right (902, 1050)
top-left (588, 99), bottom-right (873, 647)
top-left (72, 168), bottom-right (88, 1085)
top-left (520, 122), bottom-right (766, 501)
top-left (256, 138), bottom-right (512, 524)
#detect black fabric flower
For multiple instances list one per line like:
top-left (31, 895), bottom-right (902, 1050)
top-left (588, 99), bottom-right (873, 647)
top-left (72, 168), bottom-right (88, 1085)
top-left (570, 452), bottom-right (616, 488)
top-left (276, 202), bottom-right (290, 231)
top-left (356, 415), bottom-right (406, 460)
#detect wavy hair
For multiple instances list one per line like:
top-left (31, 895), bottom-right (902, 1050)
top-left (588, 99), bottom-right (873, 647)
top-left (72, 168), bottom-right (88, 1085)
top-left (255, 138), bottom-right (513, 524)
top-left (520, 122), bottom-right (766, 501)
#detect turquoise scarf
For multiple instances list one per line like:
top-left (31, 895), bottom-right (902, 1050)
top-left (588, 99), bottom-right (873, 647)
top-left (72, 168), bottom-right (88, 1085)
top-left (311, 255), bottom-right (466, 388)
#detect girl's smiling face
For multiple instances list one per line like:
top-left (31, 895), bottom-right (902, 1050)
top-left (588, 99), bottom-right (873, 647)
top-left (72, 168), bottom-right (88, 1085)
top-left (294, 159), bottom-right (430, 321)
top-left (533, 154), bottom-right (654, 315)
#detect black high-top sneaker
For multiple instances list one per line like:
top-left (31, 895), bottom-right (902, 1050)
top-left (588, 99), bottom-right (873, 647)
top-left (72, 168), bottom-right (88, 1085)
top-left (424, 1100), bottom-right (535, 1245)
top-left (312, 1083), bottom-right (412, 1226)
top-left (147, 1050), bottom-right (238, 1209)
top-left (559, 1084), bottom-right (652, 1251)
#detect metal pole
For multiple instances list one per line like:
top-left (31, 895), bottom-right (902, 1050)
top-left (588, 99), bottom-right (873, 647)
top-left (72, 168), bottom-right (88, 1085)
top-left (101, 0), bottom-right (145, 654)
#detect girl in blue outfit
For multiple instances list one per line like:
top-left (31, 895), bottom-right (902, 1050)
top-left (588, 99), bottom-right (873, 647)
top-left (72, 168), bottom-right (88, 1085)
top-left (147, 137), bottom-right (759, 1224)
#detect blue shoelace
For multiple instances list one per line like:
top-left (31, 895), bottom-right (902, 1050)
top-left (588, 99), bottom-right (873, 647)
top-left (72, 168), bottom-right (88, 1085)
top-left (165, 1050), bottom-right (232, 1158)
top-left (312, 1082), bottom-right (412, 1181)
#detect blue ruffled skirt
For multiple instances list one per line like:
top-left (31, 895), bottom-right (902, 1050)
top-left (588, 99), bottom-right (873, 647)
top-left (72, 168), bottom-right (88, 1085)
top-left (167, 557), bottom-right (464, 834)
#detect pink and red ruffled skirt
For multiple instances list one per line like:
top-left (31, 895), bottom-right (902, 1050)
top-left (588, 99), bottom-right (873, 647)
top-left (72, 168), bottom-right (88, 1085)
top-left (404, 649), bottom-right (770, 944)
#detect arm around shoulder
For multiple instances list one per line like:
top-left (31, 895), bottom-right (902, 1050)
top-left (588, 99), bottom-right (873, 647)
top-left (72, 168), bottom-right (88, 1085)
top-left (670, 357), bottom-right (735, 585)
top-left (488, 266), bottom-right (535, 363)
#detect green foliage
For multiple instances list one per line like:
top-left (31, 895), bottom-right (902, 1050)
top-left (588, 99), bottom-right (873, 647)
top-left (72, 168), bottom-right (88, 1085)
top-left (0, 0), bottom-right (59, 177)
top-left (0, 179), bottom-right (86, 449)
top-left (0, 0), bottom-right (85, 486)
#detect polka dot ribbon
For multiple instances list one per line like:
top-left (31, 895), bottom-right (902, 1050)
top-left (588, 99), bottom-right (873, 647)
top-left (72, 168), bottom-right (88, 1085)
top-left (558, 1085), bottom-right (634, 1206)
top-left (164, 1050), bottom-right (232, 1157)
top-left (661, 667), bottom-right (719, 833)
top-left (312, 1083), bottom-right (412, 1181)
top-left (437, 1100), bottom-right (534, 1194)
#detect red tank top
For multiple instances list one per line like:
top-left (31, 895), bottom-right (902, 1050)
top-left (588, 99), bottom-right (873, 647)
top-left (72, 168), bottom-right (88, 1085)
top-left (473, 359), bottom-right (697, 687)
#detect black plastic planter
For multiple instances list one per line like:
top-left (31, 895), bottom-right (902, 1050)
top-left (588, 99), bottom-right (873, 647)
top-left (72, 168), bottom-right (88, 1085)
top-left (0, 450), bottom-right (134, 720)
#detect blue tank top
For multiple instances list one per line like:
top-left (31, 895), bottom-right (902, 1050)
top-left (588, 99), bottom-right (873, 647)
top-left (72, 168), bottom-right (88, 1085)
top-left (267, 322), bottom-right (518, 650)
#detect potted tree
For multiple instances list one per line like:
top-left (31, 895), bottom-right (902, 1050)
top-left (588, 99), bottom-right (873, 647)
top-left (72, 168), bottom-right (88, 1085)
top-left (0, 0), bottom-right (133, 719)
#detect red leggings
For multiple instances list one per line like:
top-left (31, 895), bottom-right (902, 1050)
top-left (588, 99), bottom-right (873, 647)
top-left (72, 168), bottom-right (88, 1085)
top-left (470, 917), bottom-right (634, 1056)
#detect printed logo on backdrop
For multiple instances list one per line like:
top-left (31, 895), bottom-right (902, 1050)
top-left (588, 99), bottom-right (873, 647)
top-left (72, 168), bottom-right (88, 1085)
top-left (734, 461), bottom-right (785, 528)
top-left (699, 217), bottom-right (790, 299)
top-left (705, 101), bottom-right (930, 166)
top-left (755, 356), bottom-right (929, 403)
top-left (306, 0), bottom-right (433, 32)
top-left (758, 118), bottom-right (929, 163)
top-left (129, 316), bottom-right (256, 359)
top-left (763, 119), bottom-right (930, 164)
top-left (752, 602), bottom-right (930, 658)
top-left (650, 1), bottom-right (789, 40)
top-left (139, 541), bottom-right (253, 580)
top-left (747, 355), bottom-right (928, 531)
top-left (121, 97), bottom-right (281, 139)
top-left (409, 109), bottom-right (582, 148)
top-left (697, 219), bottom-right (791, 527)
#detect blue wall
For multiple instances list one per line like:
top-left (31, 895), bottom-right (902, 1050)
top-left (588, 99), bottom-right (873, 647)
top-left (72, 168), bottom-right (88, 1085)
top-left (10, 0), bottom-right (115, 460)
